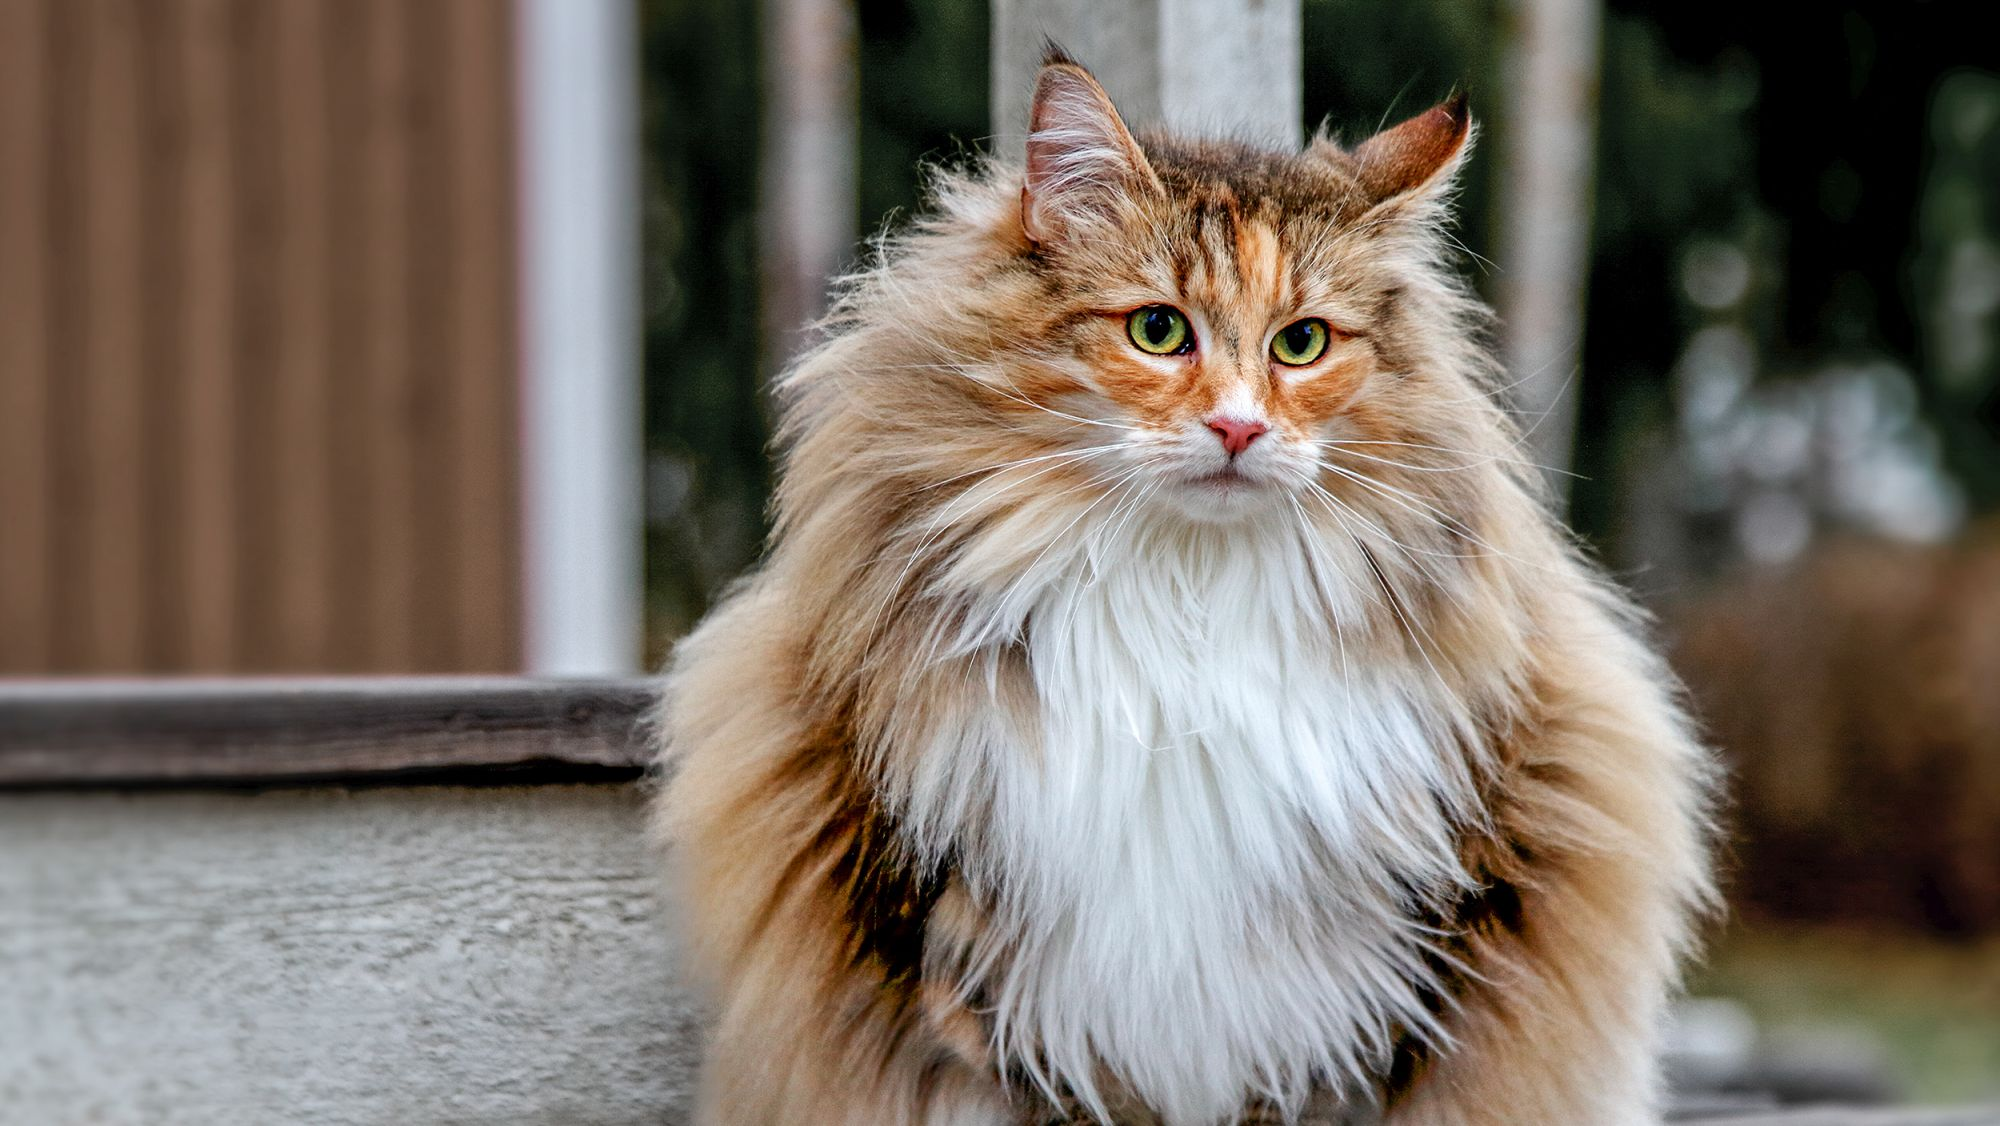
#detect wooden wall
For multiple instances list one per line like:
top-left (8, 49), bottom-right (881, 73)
top-left (0, 0), bottom-right (522, 674)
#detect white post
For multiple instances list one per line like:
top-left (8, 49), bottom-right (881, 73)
top-left (760, 0), bottom-right (859, 375)
top-left (1495, 0), bottom-right (1603, 487)
top-left (991, 0), bottom-right (1301, 153)
top-left (518, 0), bottom-right (642, 675)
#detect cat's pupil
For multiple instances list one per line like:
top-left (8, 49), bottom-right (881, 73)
top-left (1143, 311), bottom-right (1174, 345)
top-left (1283, 323), bottom-right (1314, 352)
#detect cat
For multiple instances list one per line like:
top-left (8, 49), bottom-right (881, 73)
top-left (654, 48), bottom-right (1717, 1126)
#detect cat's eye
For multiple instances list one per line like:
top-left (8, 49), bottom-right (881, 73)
top-left (1126, 306), bottom-right (1192, 356)
top-left (1271, 319), bottom-right (1332, 366)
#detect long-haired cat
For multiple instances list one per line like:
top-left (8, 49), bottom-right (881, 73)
top-left (655, 49), bottom-right (1716, 1126)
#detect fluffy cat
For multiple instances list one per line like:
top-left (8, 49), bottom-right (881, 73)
top-left (655, 49), bottom-right (1716, 1126)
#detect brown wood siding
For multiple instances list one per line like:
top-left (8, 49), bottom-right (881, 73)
top-left (0, 0), bottom-right (523, 674)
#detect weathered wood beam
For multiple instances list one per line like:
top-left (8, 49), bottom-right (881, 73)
top-left (0, 677), bottom-right (654, 789)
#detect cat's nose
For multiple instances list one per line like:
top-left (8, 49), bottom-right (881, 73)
top-left (1207, 417), bottom-right (1269, 457)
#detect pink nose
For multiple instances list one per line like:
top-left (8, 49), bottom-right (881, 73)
top-left (1207, 417), bottom-right (1269, 457)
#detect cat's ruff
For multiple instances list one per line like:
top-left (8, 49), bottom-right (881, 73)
top-left (909, 510), bottom-right (1480, 1123)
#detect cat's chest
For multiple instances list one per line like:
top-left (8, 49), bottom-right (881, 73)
top-left (955, 552), bottom-right (1469, 1123)
top-left (994, 549), bottom-right (1468, 888)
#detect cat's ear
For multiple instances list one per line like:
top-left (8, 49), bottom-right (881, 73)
top-left (1021, 56), bottom-right (1162, 249)
top-left (1351, 93), bottom-right (1472, 207)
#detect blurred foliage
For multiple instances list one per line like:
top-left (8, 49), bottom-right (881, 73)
top-left (1300, 0), bottom-right (1499, 268)
top-left (640, 0), bottom-right (766, 643)
top-left (640, 0), bottom-right (2000, 650)
top-left (856, 0), bottom-right (991, 229)
top-left (1916, 68), bottom-right (2000, 506)
top-left (640, 0), bottom-right (989, 657)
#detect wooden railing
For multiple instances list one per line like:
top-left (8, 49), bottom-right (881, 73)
top-left (0, 677), bottom-right (652, 789)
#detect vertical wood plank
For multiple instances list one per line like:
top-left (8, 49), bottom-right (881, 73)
top-left (178, 0), bottom-right (241, 670)
top-left (136, 0), bottom-right (187, 668)
top-left (758, 0), bottom-right (858, 376)
top-left (359, 0), bottom-right (418, 671)
top-left (227, 0), bottom-right (283, 669)
top-left (270, 0), bottom-right (335, 672)
top-left (41, 0), bottom-right (85, 671)
top-left (447, 0), bottom-right (524, 671)
top-left (322, 3), bottom-right (372, 672)
top-left (72, 0), bottom-right (151, 670)
top-left (405, 0), bottom-right (456, 672)
top-left (0, 0), bottom-right (52, 672)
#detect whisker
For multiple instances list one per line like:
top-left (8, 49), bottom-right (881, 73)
top-left (1015, 459), bottom-right (1157, 590)
top-left (1285, 495), bottom-right (1353, 696)
top-left (1307, 489), bottom-right (1458, 699)
top-left (1302, 480), bottom-right (1479, 623)
top-left (1513, 364), bottom-right (1580, 444)
top-left (876, 448), bottom-right (1138, 631)
top-left (1316, 462), bottom-right (1570, 578)
top-left (1302, 476), bottom-right (1487, 566)
top-left (1311, 437), bottom-right (1580, 478)
top-left (916, 440), bottom-right (1147, 492)
top-left (1089, 470), bottom-right (1163, 582)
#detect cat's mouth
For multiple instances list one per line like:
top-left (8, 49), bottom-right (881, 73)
top-left (1163, 465), bottom-right (1286, 521)
top-left (1184, 466), bottom-right (1266, 491)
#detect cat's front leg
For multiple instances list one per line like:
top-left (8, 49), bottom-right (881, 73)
top-left (1237, 1088), bottom-right (1384, 1126)
top-left (1376, 877), bottom-right (1670, 1126)
top-left (1380, 673), bottom-right (1708, 1126)
top-left (694, 1008), bottom-right (1019, 1126)
top-left (1380, 990), bottom-right (1663, 1126)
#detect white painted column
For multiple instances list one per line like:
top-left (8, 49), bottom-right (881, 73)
top-left (991, 0), bottom-right (1301, 153)
top-left (518, 0), bottom-right (642, 674)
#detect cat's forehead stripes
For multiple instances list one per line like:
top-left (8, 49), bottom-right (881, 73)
top-left (1231, 220), bottom-right (1285, 309)
top-left (1121, 141), bottom-right (1370, 328)
top-left (1161, 204), bottom-right (1301, 336)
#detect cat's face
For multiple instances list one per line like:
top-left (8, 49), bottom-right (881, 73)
top-left (997, 61), bottom-right (1473, 524)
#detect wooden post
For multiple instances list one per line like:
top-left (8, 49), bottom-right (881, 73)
top-left (759, 0), bottom-right (859, 374)
top-left (991, 0), bottom-right (1301, 154)
top-left (1494, 0), bottom-right (1603, 487)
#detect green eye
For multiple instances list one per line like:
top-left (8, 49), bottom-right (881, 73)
top-left (1271, 318), bottom-right (1331, 366)
top-left (1126, 306), bottom-right (1192, 355)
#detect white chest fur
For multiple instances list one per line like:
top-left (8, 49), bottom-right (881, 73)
top-left (932, 517), bottom-right (1479, 1125)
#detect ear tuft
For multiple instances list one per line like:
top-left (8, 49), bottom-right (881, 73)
top-left (1021, 58), bottom-right (1159, 248)
top-left (1353, 93), bottom-right (1472, 205)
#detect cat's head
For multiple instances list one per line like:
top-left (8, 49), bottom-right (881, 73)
top-left (895, 52), bottom-right (1486, 527)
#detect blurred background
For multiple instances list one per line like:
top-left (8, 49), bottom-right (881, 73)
top-left (2, 0), bottom-right (1997, 1108)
